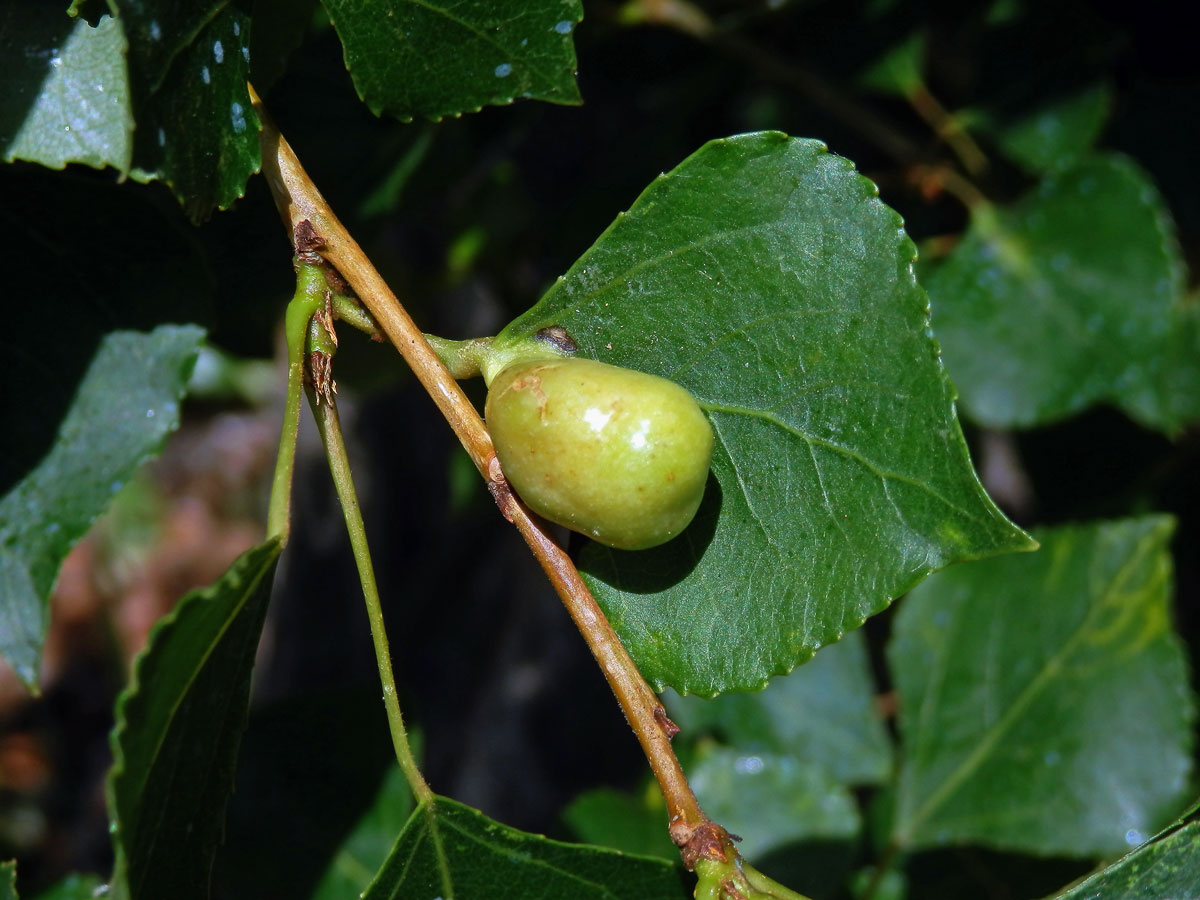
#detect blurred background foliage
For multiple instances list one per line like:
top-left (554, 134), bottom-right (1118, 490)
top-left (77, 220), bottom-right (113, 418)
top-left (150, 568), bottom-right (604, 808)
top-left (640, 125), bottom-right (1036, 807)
top-left (1, 0), bottom-right (1197, 897)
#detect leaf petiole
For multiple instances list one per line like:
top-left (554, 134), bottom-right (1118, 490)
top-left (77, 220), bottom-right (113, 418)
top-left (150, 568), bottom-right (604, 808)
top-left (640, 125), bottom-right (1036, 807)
top-left (266, 260), bottom-right (328, 543)
top-left (308, 387), bottom-right (432, 804)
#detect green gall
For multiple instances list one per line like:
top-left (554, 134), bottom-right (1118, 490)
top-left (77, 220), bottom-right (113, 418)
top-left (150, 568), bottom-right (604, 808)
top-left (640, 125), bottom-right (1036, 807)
top-left (485, 357), bottom-right (714, 550)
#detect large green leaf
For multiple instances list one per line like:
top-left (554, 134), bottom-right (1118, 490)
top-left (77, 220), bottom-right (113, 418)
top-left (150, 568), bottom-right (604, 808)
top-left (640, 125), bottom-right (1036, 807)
top-left (667, 631), bottom-right (891, 785)
top-left (927, 154), bottom-right (1193, 432)
top-left (363, 796), bottom-right (690, 900)
top-left (1051, 817), bottom-right (1200, 899)
top-left (107, 540), bottom-right (281, 900)
top-left (0, 326), bottom-right (204, 689)
top-left (890, 517), bottom-right (1195, 857)
top-left (496, 132), bottom-right (1032, 695)
top-left (311, 766), bottom-right (417, 900)
top-left (0, 8), bottom-right (133, 171)
top-left (321, 0), bottom-right (583, 122)
top-left (115, 0), bottom-right (260, 220)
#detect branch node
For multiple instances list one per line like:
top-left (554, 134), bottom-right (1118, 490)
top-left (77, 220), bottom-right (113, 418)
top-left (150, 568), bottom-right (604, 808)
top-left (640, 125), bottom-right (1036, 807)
top-left (676, 820), bottom-right (733, 870)
top-left (308, 351), bottom-right (336, 406)
top-left (487, 470), bottom-right (516, 523)
top-left (317, 293), bottom-right (339, 347)
top-left (488, 454), bottom-right (505, 484)
top-left (294, 219), bottom-right (325, 263)
top-left (654, 706), bottom-right (681, 740)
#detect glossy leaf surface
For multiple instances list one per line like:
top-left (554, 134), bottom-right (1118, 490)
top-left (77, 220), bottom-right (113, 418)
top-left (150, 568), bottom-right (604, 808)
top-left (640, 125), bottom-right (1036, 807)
top-left (322, 0), bottom-right (583, 121)
top-left (927, 154), bottom-right (1194, 432)
top-left (497, 132), bottom-right (1032, 694)
top-left (890, 517), bottom-right (1194, 857)
top-left (115, 0), bottom-right (260, 220)
top-left (0, 326), bottom-right (204, 688)
top-left (363, 796), bottom-right (690, 900)
top-left (107, 540), bottom-right (281, 900)
top-left (0, 9), bottom-right (133, 171)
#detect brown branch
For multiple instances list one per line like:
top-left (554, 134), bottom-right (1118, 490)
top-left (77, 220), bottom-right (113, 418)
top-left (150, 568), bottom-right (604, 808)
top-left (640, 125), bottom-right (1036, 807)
top-left (249, 84), bottom-right (495, 477)
top-left (249, 84), bottom-right (718, 862)
top-left (489, 480), bottom-right (709, 840)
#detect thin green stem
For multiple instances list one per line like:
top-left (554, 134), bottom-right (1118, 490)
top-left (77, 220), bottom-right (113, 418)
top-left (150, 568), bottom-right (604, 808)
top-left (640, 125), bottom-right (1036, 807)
top-left (309, 388), bottom-right (433, 804)
top-left (266, 263), bottom-right (328, 543)
top-left (331, 293), bottom-right (382, 338)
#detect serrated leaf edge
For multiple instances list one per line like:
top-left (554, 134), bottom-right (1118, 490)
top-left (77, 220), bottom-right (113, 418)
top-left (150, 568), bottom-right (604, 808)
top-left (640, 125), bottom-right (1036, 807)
top-left (526, 132), bottom-right (1031, 696)
top-left (105, 539), bottom-right (281, 894)
top-left (328, 1), bottom-right (584, 123)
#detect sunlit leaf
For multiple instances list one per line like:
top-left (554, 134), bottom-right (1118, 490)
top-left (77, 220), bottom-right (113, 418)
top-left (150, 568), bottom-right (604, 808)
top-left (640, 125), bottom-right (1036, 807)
top-left (0, 9), bottom-right (133, 172)
top-left (497, 131), bottom-right (1032, 694)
